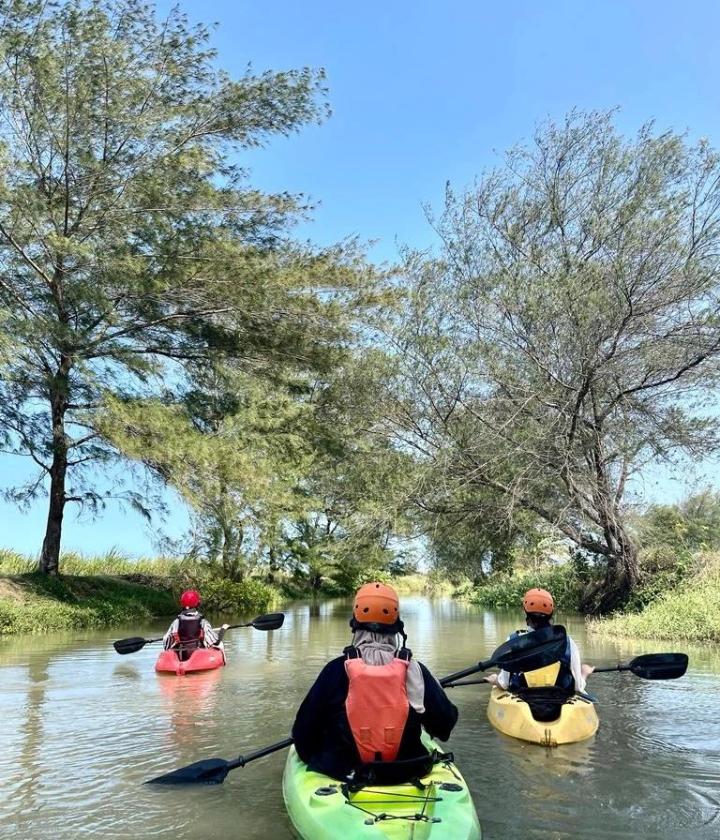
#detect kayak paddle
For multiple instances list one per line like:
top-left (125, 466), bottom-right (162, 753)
top-left (146, 624), bottom-right (566, 785)
top-left (592, 652), bottom-right (688, 679)
top-left (112, 612), bottom-right (285, 655)
top-left (440, 624), bottom-right (568, 686)
top-left (147, 737), bottom-right (295, 785)
top-left (446, 651), bottom-right (689, 687)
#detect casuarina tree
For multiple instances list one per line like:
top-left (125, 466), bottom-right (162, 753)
top-left (392, 111), bottom-right (720, 612)
top-left (0, 0), bottom-right (373, 573)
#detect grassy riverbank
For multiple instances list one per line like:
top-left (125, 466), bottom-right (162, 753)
top-left (0, 550), bottom-right (277, 635)
top-left (462, 551), bottom-right (720, 643)
top-left (590, 554), bottom-right (720, 643)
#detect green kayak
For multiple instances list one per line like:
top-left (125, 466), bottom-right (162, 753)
top-left (282, 736), bottom-right (481, 839)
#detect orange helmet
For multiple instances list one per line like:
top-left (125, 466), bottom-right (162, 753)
top-left (352, 582), bottom-right (400, 628)
top-left (522, 587), bottom-right (554, 616)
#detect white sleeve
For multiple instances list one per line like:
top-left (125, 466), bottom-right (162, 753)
top-left (163, 619), bottom-right (179, 649)
top-left (569, 638), bottom-right (586, 693)
top-left (497, 669), bottom-right (510, 690)
top-left (202, 619), bottom-right (219, 646)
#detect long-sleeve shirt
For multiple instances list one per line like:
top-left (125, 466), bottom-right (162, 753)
top-left (291, 655), bottom-right (458, 780)
top-left (162, 615), bottom-right (220, 650)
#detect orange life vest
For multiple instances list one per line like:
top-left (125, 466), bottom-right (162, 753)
top-left (344, 654), bottom-right (410, 763)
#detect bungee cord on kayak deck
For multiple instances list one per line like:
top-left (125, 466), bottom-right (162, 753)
top-left (341, 783), bottom-right (441, 825)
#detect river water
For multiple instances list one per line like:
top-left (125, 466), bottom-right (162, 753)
top-left (0, 596), bottom-right (718, 839)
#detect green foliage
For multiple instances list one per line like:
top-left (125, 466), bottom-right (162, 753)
top-left (0, 573), bottom-right (177, 634)
top-left (390, 110), bottom-right (720, 612)
top-left (633, 490), bottom-right (720, 553)
top-left (190, 576), bottom-right (274, 614)
top-left (620, 490), bottom-right (720, 611)
top-left (0, 0), bottom-right (380, 574)
top-left (592, 554), bottom-right (720, 642)
top-left (467, 563), bottom-right (588, 612)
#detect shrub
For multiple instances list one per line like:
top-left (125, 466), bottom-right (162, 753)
top-left (468, 563), bottom-right (586, 611)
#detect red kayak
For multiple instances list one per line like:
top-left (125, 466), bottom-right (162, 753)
top-left (155, 646), bottom-right (226, 676)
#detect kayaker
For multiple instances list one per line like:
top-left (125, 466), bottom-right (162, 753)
top-left (485, 587), bottom-right (594, 693)
top-left (162, 589), bottom-right (229, 660)
top-left (291, 582), bottom-right (459, 782)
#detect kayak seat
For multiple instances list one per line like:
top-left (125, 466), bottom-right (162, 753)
top-left (512, 686), bottom-right (574, 723)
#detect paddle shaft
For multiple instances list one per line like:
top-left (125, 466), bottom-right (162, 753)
top-left (440, 657), bottom-right (497, 685)
top-left (226, 737), bottom-right (294, 771)
top-left (592, 664), bottom-right (631, 673)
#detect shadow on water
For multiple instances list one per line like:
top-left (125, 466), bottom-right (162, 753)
top-left (0, 597), bottom-right (718, 839)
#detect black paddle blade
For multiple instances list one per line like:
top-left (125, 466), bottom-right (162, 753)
top-left (147, 758), bottom-right (231, 785)
top-left (251, 612), bottom-right (285, 631)
top-left (489, 624), bottom-right (568, 673)
top-left (441, 624), bottom-right (568, 685)
top-left (629, 652), bottom-right (689, 680)
top-left (113, 637), bottom-right (148, 655)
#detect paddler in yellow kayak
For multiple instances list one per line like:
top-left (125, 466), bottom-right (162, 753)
top-left (484, 588), bottom-right (594, 693)
top-left (290, 582), bottom-right (459, 782)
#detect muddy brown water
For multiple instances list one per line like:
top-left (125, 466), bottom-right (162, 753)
top-left (1, 596), bottom-right (718, 839)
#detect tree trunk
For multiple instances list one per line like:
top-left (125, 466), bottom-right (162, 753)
top-left (595, 537), bottom-right (640, 613)
top-left (580, 530), bottom-right (640, 614)
top-left (38, 361), bottom-right (70, 575)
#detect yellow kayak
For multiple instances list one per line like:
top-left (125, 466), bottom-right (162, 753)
top-left (487, 686), bottom-right (599, 747)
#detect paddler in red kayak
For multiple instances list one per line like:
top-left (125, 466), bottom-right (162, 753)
top-left (291, 582), bottom-right (458, 782)
top-left (484, 587), bottom-right (594, 693)
top-left (162, 589), bottom-right (229, 661)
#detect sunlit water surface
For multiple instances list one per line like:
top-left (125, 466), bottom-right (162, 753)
top-left (1, 597), bottom-right (718, 839)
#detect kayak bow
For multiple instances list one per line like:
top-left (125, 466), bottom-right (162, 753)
top-left (282, 734), bottom-right (481, 839)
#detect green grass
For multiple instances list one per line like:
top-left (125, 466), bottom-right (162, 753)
top-left (591, 553), bottom-right (720, 642)
top-left (0, 549), bottom-right (278, 635)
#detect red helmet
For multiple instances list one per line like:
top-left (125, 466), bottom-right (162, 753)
top-left (522, 588), bottom-right (554, 616)
top-left (180, 589), bottom-right (201, 609)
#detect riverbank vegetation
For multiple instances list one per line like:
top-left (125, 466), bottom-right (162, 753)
top-left (459, 492), bottom-right (720, 640)
top-left (0, 2), bottom-right (718, 621)
top-left (0, 549), bottom-right (276, 634)
top-left (591, 554), bottom-right (720, 642)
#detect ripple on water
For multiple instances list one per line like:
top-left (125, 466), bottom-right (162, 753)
top-left (1, 603), bottom-right (719, 839)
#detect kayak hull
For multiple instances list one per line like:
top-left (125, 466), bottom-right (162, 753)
top-left (487, 686), bottom-right (598, 746)
top-left (282, 736), bottom-right (481, 839)
top-left (155, 646), bottom-right (226, 676)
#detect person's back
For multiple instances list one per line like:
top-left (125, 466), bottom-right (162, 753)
top-left (486, 588), bottom-right (593, 694)
top-left (291, 582), bottom-right (458, 782)
top-left (162, 589), bottom-right (227, 660)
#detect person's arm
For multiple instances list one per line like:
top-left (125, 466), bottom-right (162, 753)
top-left (418, 664), bottom-right (459, 742)
top-left (162, 619), bottom-right (178, 650)
top-left (569, 638), bottom-right (588, 693)
top-left (292, 659), bottom-right (346, 763)
top-left (202, 619), bottom-right (220, 646)
top-left (215, 623), bottom-right (231, 642)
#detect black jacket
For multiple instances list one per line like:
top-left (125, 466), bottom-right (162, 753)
top-left (291, 655), bottom-right (459, 780)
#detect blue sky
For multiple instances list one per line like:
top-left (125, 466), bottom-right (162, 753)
top-left (2, 0), bottom-right (719, 556)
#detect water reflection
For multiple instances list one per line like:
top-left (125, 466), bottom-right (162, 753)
top-left (0, 599), bottom-right (718, 839)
